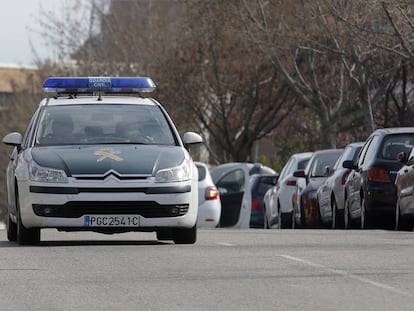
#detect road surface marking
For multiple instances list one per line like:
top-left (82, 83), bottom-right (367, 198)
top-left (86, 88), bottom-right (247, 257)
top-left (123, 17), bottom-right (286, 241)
top-left (215, 242), bottom-right (234, 247)
top-left (279, 254), bottom-right (414, 298)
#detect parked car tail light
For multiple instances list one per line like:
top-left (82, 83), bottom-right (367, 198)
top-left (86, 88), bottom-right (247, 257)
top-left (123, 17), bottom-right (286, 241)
top-left (205, 186), bottom-right (219, 200)
top-left (286, 179), bottom-right (297, 186)
top-left (252, 196), bottom-right (260, 211)
top-left (367, 168), bottom-right (391, 183)
top-left (341, 169), bottom-right (351, 185)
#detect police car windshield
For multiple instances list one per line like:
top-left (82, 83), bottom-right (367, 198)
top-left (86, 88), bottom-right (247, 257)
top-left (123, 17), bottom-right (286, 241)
top-left (34, 104), bottom-right (176, 146)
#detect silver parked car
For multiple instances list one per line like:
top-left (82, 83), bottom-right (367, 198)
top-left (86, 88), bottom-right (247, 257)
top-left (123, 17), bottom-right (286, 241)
top-left (264, 152), bottom-right (313, 229)
top-left (317, 142), bottom-right (363, 228)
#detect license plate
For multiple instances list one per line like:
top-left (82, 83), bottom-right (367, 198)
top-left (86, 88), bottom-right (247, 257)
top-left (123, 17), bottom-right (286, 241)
top-left (84, 215), bottom-right (140, 227)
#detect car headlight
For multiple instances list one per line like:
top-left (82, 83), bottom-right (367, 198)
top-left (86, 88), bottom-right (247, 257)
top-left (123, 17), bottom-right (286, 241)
top-left (155, 158), bottom-right (192, 183)
top-left (29, 160), bottom-right (68, 183)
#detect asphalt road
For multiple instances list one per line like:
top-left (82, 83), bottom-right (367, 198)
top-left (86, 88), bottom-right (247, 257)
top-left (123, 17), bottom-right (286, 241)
top-left (0, 227), bottom-right (413, 311)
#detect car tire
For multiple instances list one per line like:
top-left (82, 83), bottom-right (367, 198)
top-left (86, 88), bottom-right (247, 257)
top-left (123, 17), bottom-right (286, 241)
top-left (360, 197), bottom-right (371, 230)
top-left (173, 225), bottom-right (197, 244)
top-left (6, 212), bottom-right (17, 242)
top-left (395, 201), bottom-right (412, 231)
top-left (332, 198), bottom-right (344, 229)
top-left (280, 212), bottom-right (293, 229)
top-left (344, 196), bottom-right (355, 229)
top-left (291, 209), bottom-right (296, 229)
top-left (15, 188), bottom-right (40, 246)
top-left (264, 212), bottom-right (269, 229)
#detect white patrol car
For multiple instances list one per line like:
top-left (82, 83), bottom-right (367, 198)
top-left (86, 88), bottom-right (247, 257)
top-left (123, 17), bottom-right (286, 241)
top-left (2, 77), bottom-right (202, 245)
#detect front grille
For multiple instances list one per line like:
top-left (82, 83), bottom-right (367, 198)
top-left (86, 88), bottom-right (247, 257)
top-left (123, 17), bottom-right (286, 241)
top-left (33, 201), bottom-right (189, 218)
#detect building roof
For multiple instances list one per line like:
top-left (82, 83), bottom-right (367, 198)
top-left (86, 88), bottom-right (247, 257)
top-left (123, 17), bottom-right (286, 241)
top-left (0, 64), bottom-right (40, 93)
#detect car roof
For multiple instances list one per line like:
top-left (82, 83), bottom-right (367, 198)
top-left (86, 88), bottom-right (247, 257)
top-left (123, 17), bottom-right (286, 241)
top-left (291, 152), bottom-right (313, 160)
top-left (346, 141), bottom-right (365, 147)
top-left (40, 96), bottom-right (158, 107)
top-left (372, 128), bottom-right (414, 135)
top-left (312, 148), bottom-right (344, 156)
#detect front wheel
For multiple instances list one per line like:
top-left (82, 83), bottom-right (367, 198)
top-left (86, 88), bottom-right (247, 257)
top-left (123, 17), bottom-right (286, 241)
top-left (6, 212), bottom-right (17, 242)
top-left (173, 225), bottom-right (197, 244)
top-left (16, 189), bottom-right (40, 245)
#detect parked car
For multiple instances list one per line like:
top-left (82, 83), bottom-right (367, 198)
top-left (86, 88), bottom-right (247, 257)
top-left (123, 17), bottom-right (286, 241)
top-left (317, 142), bottom-right (364, 228)
top-left (264, 152), bottom-right (313, 229)
top-left (394, 147), bottom-right (414, 230)
top-left (210, 162), bottom-right (276, 228)
top-left (292, 149), bottom-right (343, 228)
top-left (242, 174), bottom-right (278, 228)
top-left (195, 162), bottom-right (221, 228)
top-left (343, 128), bottom-right (414, 229)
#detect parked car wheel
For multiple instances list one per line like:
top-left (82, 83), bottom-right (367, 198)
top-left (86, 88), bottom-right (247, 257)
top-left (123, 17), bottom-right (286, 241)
top-left (360, 197), bottom-right (371, 230)
top-left (281, 212), bottom-right (293, 229)
top-left (395, 200), bottom-right (412, 231)
top-left (264, 212), bottom-right (270, 229)
top-left (344, 196), bottom-right (355, 229)
top-left (332, 198), bottom-right (344, 229)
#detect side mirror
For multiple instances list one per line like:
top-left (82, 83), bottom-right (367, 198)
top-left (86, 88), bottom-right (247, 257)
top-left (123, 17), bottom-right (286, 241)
top-left (3, 132), bottom-right (22, 147)
top-left (397, 151), bottom-right (408, 164)
top-left (342, 160), bottom-right (357, 170)
top-left (293, 169), bottom-right (306, 178)
top-left (182, 132), bottom-right (203, 145)
top-left (272, 175), bottom-right (279, 185)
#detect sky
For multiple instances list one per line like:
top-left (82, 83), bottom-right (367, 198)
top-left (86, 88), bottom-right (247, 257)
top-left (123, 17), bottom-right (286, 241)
top-left (0, 0), bottom-right (64, 67)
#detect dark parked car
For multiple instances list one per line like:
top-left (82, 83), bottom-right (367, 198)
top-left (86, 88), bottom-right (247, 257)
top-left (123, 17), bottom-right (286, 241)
top-left (394, 147), bottom-right (414, 231)
top-left (292, 149), bottom-right (343, 228)
top-left (242, 174), bottom-right (279, 228)
top-left (343, 128), bottom-right (414, 229)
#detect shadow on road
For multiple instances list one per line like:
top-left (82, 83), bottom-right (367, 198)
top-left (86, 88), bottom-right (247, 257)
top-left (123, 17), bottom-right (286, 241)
top-left (0, 240), bottom-right (172, 247)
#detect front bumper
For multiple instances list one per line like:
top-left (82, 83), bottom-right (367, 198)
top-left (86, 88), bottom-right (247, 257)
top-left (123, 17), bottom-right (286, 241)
top-left (17, 177), bottom-right (198, 230)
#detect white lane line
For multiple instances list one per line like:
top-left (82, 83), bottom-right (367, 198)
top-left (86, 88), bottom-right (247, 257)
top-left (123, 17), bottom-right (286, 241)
top-left (215, 242), bottom-right (234, 247)
top-left (279, 254), bottom-right (414, 298)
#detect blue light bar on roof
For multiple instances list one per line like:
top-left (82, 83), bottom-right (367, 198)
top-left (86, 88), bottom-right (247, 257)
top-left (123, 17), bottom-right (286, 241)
top-left (42, 77), bottom-right (156, 93)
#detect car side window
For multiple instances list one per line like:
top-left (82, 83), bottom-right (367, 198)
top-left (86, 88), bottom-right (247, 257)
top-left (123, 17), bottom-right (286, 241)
top-left (196, 165), bottom-right (206, 182)
top-left (216, 169), bottom-right (245, 194)
top-left (21, 109), bottom-right (40, 148)
top-left (358, 136), bottom-right (374, 167)
top-left (361, 135), bottom-right (380, 165)
top-left (333, 147), bottom-right (350, 170)
top-left (279, 158), bottom-right (294, 180)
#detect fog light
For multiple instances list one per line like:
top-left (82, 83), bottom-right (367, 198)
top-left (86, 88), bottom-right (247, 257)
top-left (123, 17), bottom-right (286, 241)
top-left (171, 207), bottom-right (180, 215)
top-left (43, 207), bottom-right (54, 215)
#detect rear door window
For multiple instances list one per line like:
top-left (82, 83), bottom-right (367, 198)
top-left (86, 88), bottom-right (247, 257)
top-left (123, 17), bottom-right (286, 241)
top-left (216, 169), bottom-right (245, 194)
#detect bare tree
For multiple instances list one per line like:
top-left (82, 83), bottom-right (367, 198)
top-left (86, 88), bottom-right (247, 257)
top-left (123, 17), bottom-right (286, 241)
top-left (238, 0), bottom-right (399, 147)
